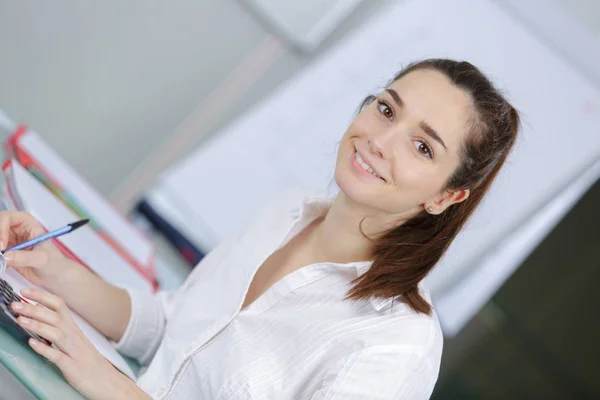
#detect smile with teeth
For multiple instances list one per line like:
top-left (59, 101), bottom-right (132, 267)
top-left (355, 151), bottom-right (382, 179)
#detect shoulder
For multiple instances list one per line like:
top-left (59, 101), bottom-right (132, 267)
top-left (323, 297), bottom-right (444, 398)
top-left (361, 285), bottom-right (444, 371)
top-left (393, 286), bottom-right (443, 360)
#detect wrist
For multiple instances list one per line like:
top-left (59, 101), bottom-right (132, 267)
top-left (111, 372), bottom-right (150, 400)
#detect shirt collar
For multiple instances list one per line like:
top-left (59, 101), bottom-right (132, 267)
top-left (292, 194), bottom-right (396, 312)
top-left (291, 194), bottom-right (336, 219)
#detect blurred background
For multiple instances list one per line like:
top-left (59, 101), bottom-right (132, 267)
top-left (0, 0), bottom-right (599, 398)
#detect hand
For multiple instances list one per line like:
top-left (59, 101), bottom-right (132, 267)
top-left (11, 288), bottom-right (147, 400)
top-left (0, 211), bottom-right (81, 287)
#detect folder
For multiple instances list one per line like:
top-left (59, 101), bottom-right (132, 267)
top-left (4, 127), bottom-right (157, 290)
top-left (3, 159), bottom-right (154, 293)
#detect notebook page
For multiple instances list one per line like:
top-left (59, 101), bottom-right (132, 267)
top-left (7, 161), bottom-right (152, 293)
top-left (18, 131), bottom-right (152, 267)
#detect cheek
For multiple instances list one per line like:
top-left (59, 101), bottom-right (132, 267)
top-left (334, 134), bottom-right (352, 169)
top-left (395, 160), bottom-right (426, 186)
top-left (392, 158), bottom-right (447, 200)
top-left (333, 149), bottom-right (353, 188)
top-left (343, 111), bottom-right (376, 139)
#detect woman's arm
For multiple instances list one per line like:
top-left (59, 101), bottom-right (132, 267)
top-left (1, 210), bottom-right (234, 365)
top-left (0, 210), bottom-right (131, 341)
top-left (42, 263), bottom-right (132, 343)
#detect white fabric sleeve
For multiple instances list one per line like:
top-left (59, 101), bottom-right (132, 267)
top-left (114, 288), bottom-right (176, 366)
top-left (114, 235), bottom-right (237, 366)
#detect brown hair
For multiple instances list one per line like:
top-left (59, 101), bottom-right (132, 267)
top-left (346, 59), bottom-right (521, 314)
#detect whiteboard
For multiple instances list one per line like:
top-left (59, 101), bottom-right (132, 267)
top-left (148, 0), bottom-right (600, 332)
top-left (499, 0), bottom-right (600, 87)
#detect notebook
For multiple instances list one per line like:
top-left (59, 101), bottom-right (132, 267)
top-left (3, 159), bottom-right (154, 293)
top-left (5, 127), bottom-right (157, 289)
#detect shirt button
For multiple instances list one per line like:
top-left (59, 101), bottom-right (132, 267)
top-left (156, 387), bottom-right (166, 397)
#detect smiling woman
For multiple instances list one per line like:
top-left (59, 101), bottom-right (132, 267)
top-left (0, 58), bottom-right (520, 400)
top-left (336, 59), bottom-right (520, 314)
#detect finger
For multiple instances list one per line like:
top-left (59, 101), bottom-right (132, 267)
top-left (4, 250), bottom-right (49, 269)
top-left (11, 301), bottom-right (60, 326)
top-left (0, 211), bottom-right (15, 251)
top-left (0, 211), bottom-right (17, 251)
top-left (0, 211), bottom-right (42, 251)
top-left (18, 316), bottom-right (66, 346)
top-left (29, 338), bottom-right (74, 371)
top-left (20, 288), bottom-right (66, 314)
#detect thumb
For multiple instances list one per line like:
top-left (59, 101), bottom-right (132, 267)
top-left (4, 250), bottom-right (49, 269)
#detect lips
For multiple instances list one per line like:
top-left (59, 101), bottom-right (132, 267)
top-left (353, 148), bottom-right (385, 181)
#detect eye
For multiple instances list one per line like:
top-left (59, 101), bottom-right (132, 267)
top-left (413, 139), bottom-right (434, 159)
top-left (377, 100), bottom-right (394, 120)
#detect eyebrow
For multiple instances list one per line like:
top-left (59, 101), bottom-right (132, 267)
top-left (385, 89), bottom-right (448, 151)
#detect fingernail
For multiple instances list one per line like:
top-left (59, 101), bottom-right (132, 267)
top-left (29, 339), bottom-right (38, 347)
top-left (19, 317), bottom-right (30, 325)
top-left (21, 288), bottom-right (31, 295)
top-left (0, 241), bottom-right (4, 250)
top-left (11, 302), bottom-right (22, 311)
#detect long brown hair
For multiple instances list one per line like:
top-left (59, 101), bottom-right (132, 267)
top-left (346, 59), bottom-right (521, 314)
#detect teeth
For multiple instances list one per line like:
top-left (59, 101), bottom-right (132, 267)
top-left (355, 151), bottom-right (381, 178)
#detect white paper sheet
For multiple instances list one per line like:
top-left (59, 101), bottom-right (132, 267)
top-left (17, 130), bottom-right (153, 268)
top-left (6, 160), bottom-right (153, 293)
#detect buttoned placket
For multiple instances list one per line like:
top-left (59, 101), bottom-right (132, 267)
top-left (156, 196), bottom-right (375, 399)
top-left (159, 208), bottom-right (308, 398)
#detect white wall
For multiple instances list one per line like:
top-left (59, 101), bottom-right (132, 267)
top-left (0, 0), bottom-right (264, 195)
top-left (0, 0), bottom-right (391, 200)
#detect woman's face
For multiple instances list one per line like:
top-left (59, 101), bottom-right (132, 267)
top-left (334, 69), bottom-right (472, 220)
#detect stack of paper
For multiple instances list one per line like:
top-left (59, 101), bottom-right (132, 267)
top-left (3, 159), bottom-right (154, 293)
top-left (5, 127), bottom-right (157, 290)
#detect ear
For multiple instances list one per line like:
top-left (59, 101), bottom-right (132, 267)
top-left (425, 188), bottom-right (470, 215)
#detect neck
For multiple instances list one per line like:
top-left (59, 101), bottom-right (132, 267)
top-left (309, 192), bottom-right (397, 264)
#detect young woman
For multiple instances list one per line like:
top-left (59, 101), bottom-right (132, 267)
top-left (0, 59), bottom-right (519, 399)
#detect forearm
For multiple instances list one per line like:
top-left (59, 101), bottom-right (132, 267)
top-left (44, 261), bottom-right (131, 342)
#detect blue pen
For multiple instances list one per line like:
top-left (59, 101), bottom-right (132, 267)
top-left (2, 219), bottom-right (89, 253)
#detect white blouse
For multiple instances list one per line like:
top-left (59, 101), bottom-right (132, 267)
top-left (116, 189), bottom-right (443, 399)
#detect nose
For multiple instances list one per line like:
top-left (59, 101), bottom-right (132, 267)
top-left (368, 137), bottom-right (384, 158)
top-left (369, 123), bottom-right (407, 159)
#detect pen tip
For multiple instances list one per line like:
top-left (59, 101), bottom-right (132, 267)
top-left (69, 219), bottom-right (90, 231)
